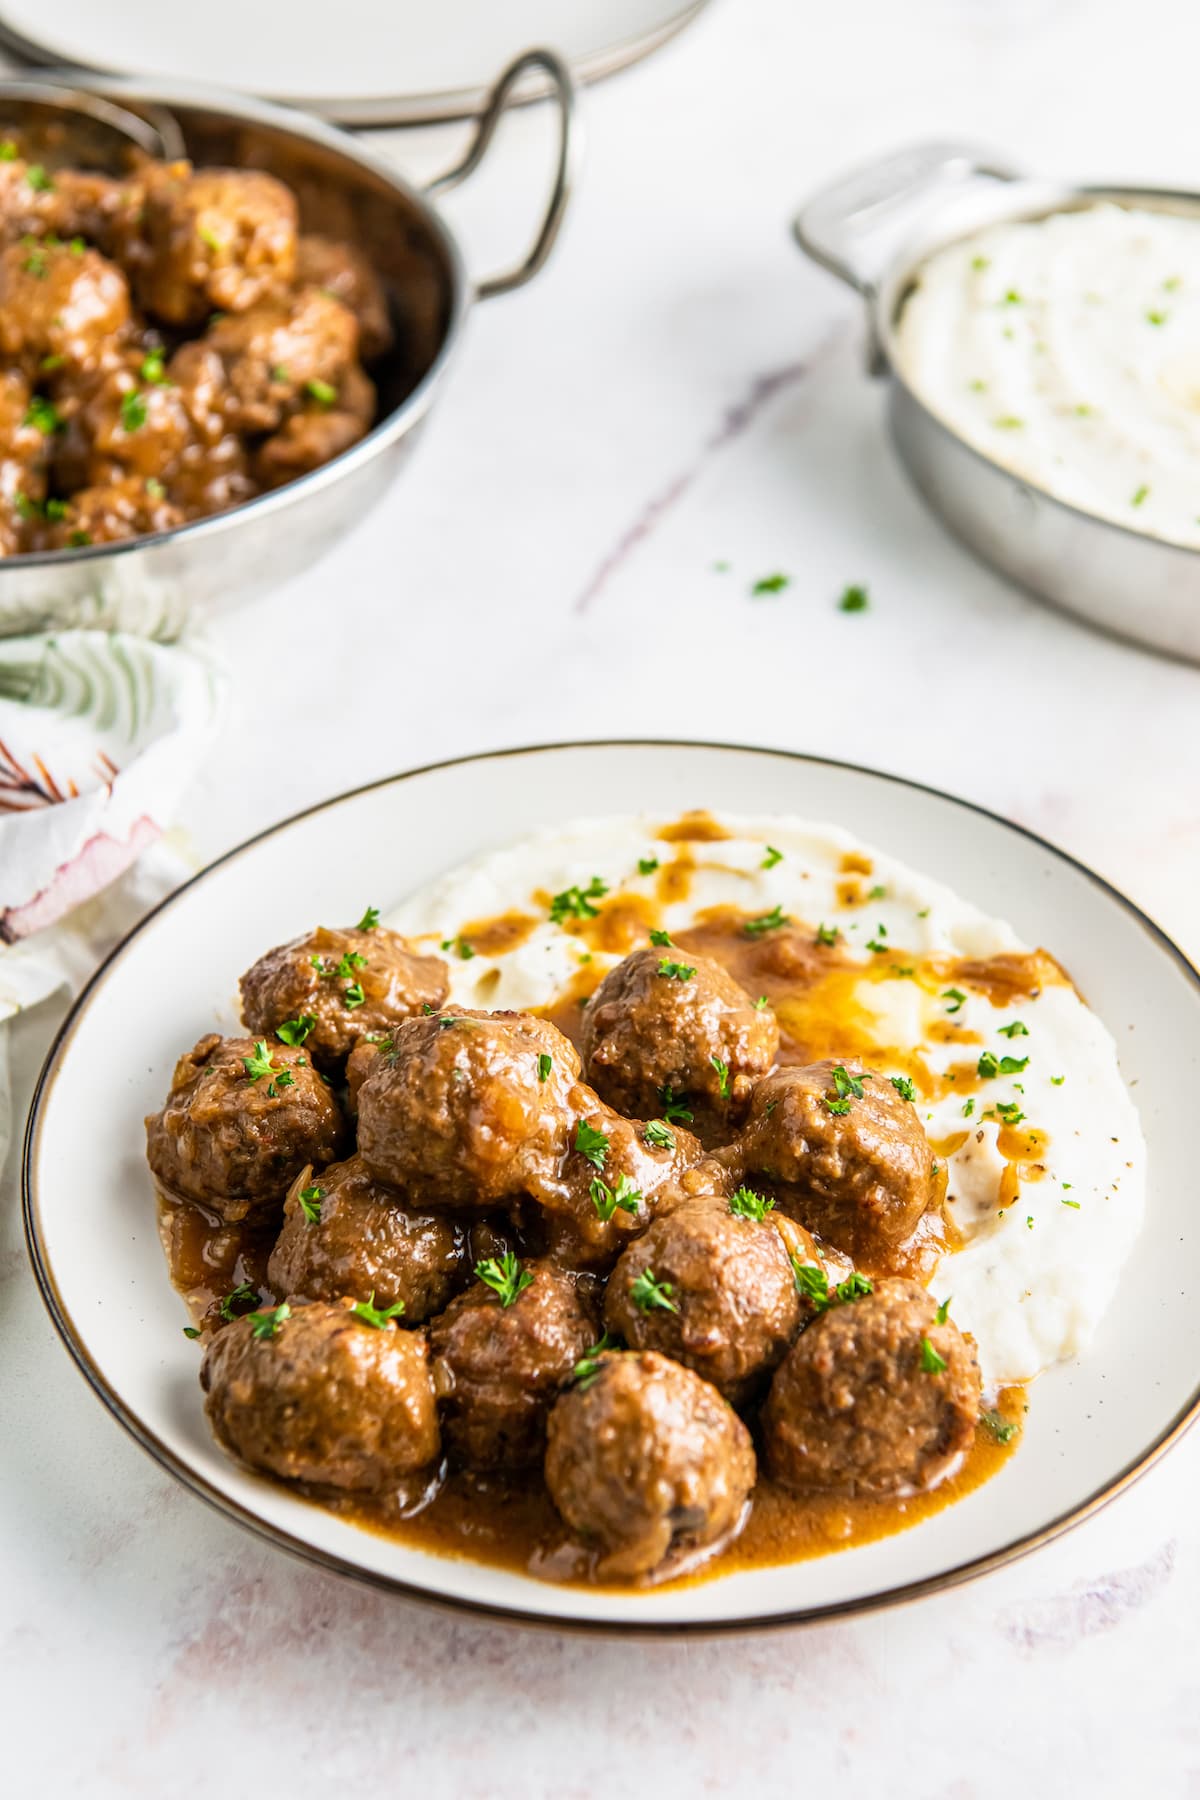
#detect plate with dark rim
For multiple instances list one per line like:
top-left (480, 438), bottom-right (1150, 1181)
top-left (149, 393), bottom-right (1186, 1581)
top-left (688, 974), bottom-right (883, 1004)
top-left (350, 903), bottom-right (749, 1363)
top-left (21, 741), bottom-right (1200, 1632)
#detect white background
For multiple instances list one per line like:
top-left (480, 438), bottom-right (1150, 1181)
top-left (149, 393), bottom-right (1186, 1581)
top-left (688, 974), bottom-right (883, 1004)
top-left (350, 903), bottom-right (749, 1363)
top-left (3, 0), bottom-right (1200, 1790)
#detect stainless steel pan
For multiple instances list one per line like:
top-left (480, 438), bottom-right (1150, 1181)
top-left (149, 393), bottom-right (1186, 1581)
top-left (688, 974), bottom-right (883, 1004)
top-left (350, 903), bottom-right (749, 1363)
top-left (795, 142), bottom-right (1200, 663)
top-left (0, 52), bottom-right (579, 639)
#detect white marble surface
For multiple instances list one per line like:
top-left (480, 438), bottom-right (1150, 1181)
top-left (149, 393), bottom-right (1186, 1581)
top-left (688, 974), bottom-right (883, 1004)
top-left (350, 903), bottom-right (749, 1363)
top-left (5, 0), bottom-right (1200, 1788)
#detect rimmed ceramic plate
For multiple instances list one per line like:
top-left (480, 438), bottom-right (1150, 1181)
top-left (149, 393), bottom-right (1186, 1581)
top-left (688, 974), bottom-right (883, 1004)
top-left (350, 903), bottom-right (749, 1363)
top-left (0, 0), bottom-right (711, 125)
top-left (22, 741), bottom-right (1200, 1632)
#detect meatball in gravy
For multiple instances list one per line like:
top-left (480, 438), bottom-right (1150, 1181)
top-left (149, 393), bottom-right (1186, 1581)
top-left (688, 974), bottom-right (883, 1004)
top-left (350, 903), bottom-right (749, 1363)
top-left (545, 1351), bottom-right (756, 1580)
top-left (202, 1299), bottom-right (439, 1491)
top-left (145, 1032), bottom-right (345, 1223)
top-left (763, 1278), bottom-right (981, 1497)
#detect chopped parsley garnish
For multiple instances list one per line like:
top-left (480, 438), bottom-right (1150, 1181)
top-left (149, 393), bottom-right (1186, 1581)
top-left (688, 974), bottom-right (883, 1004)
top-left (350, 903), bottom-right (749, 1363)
top-left (657, 959), bottom-right (695, 981)
top-left (24, 395), bottom-right (61, 435)
top-left (943, 988), bottom-right (967, 1014)
top-left (890, 1074), bottom-right (916, 1102)
top-left (638, 857), bottom-right (659, 875)
top-left (298, 1183), bottom-right (325, 1223)
top-left (866, 883), bottom-right (887, 900)
top-left (219, 1280), bottom-right (260, 1321)
top-left (657, 1085), bottom-right (694, 1124)
top-left (920, 1335), bottom-right (948, 1374)
top-left (710, 1054), bottom-right (730, 1098)
top-left (978, 1050), bottom-right (1028, 1078)
top-left (729, 1186), bottom-right (773, 1221)
top-left (935, 1296), bottom-right (951, 1324)
top-left (824, 1097), bottom-right (852, 1116)
top-left (1062, 1197), bottom-right (1081, 1209)
top-left (643, 1119), bottom-right (675, 1150)
top-left (962, 1097), bottom-right (976, 1118)
top-left (987, 1100), bottom-right (1026, 1126)
top-left (831, 1065), bottom-right (863, 1101)
top-left (980, 1408), bottom-right (1017, 1444)
top-left (649, 927), bottom-right (673, 946)
top-left (441, 936), bottom-right (476, 960)
top-left (352, 1291), bottom-right (406, 1328)
top-left (356, 905), bottom-right (380, 930)
top-left (475, 1251), bottom-right (533, 1308)
top-left (145, 476), bottom-right (166, 500)
top-left (343, 982), bottom-right (366, 1009)
top-left (998, 1020), bottom-right (1029, 1038)
top-left (242, 1039), bottom-right (278, 1083)
top-left (306, 377), bottom-right (338, 407)
top-left (816, 922), bottom-right (839, 946)
top-left (25, 163), bottom-right (53, 192)
top-left (792, 1263), bottom-right (873, 1311)
top-left (537, 1053), bottom-right (552, 1083)
top-left (0, 140), bottom-right (16, 160)
top-left (754, 995), bottom-right (769, 1010)
top-left (866, 923), bottom-right (888, 952)
top-left (121, 390), bottom-right (148, 433)
top-left (549, 876), bottom-right (608, 923)
top-left (182, 1325), bottom-right (201, 1339)
top-left (22, 245), bottom-right (47, 278)
top-left (629, 1268), bottom-right (679, 1314)
top-left (838, 584), bottom-right (869, 613)
top-left (574, 1119), bottom-right (610, 1170)
top-left (1051, 1074), bottom-right (1065, 1086)
top-left (745, 904), bottom-right (789, 937)
top-left (247, 1302), bottom-right (291, 1340)
top-left (589, 1173), bottom-right (643, 1221)
top-left (39, 352), bottom-right (64, 372)
top-left (335, 950), bottom-right (367, 976)
top-left (993, 415), bottom-right (1024, 430)
top-left (275, 1014), bottom-right (315, 1046)
top-left (1002, 289), bottom-right (1022, 305)
top-left (751, 572), bottom-right (790, 595)
top-left (1131, 485), bottom-right (1150, 508)
top-left (140, 348), bottom-right (168, 385)
top-left (573, 1332), bottom-right (617, 1390)
top-left (198, 224), bottom-right (223, 251)
top-left (1146, 310), bottom-right (1167, 326)
top-left (971, 254), bottom-right (990, 271)
top-left (761, 845), bottom-right (783, 869)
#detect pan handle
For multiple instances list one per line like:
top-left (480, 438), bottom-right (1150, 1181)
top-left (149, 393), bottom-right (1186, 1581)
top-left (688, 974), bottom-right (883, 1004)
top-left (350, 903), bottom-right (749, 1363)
top-left (424, 47), bottom-right (580, 301)
top-left (793, 141), bottom-right (1023, 297)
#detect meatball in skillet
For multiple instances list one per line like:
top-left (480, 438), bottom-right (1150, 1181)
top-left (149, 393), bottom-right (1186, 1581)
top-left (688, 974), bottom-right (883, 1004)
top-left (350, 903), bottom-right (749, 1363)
top-left (295, 232), bottom-right (394, 360)
top-left (763, 1277), bottom-right (981, 1497)
top-left (581, 946), bottom-right (778, 1134)
top-left (0, 238), bottom-right (129, 379)
top-left (240, 922), bottom-right (448, 1071)
top-left (32, 474), bottom-right (185, 549)
top-left (202, 1298), bottom-right (439, 1491)
top-left (545, 1350), bottom-right (756, 1581)
top-left (604, 1194), bottom-right (800, 1401)
top-left (737, 1061), bottom-right (941, 1269)
top-left (131, 162), bottom-right (298, 326)
top-left (357, 1009), bottom-right (580, 1207)
top-left (145, 1032), bottom-right (345, 1223)
top-left (268, 1156), bottom-right (464, 1323)
top-left (173, 285), bottom-right (360, 435)
top-left (253, 361), bottom-right (376, 488)
top-left (427, 1258), bottom-right (598, 1470)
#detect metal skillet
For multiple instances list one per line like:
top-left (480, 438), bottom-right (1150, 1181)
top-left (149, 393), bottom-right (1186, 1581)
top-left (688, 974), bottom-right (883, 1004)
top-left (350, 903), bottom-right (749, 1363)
top-left (794, 142), bottom-right (1200, 664)
top-left (0, 53), bottom-right (578, 639)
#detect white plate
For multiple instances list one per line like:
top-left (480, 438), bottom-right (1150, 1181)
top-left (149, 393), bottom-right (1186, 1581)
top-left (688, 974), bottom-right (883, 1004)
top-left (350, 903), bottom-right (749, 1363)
top-left (22, 742), bottom-right (1200, 1632)
top-left (0, 0), bottom-right (710, 124)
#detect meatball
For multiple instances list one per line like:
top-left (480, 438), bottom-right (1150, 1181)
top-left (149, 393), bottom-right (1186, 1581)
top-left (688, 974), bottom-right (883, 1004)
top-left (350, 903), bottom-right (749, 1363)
top-left (357, 1009), bottom-right (580, 1208)
top-left (296, 233), bottom-right (393, 360)
top-left (0, 368), bottom-right (51, 543)
top-left (176, 286), bottom-right (360, 434)
top-left (145, 1032), bottom-right (346, 1223)
top-left (536, 1102), bottom-right (704, 1269)
top-left (605, 1196), bottom-right (800, 1400)
top-left (763, 1277), bottom-right (981, 1496)
top-left (427, 1259), bottom-right (597, 1469)
top-left (0, 239), bottom-right (129, 378)
top-left (202, 1299), bottom-right (439, 1491)
top-left (34, 474), bottom-right (185, 549)
top-left (545, 1351), bottom-right (756, 1580)
top-left (253, 362), bottom-right (376, 488)
top-left (240, 922), bottom-right (447, 1070)
top-left (55, 351), bottom-right (194, 488)
top-left (738, 1061), bottom-right (940, 1268)
top-left (0, 159), bottom-right (140, 250)
top-left (581, 946), bottom-right (778, 1131)
top-left (268, 1155), bottom-right (464, 1322)
top-left (133, 162), bottom-right (298, 326)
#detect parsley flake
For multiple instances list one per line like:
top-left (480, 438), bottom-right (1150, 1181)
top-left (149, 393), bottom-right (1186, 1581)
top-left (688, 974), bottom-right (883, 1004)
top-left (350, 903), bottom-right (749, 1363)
top-left (745, 904), bottom-right (789, 938)
top-left (816, 922), bottom-right (839, 946)
top-left (751, 572), bottom-right (790, 596)
top-left (998, 1020), bottom-right (1029, 1039)
top-left (657, 1085), bottom-right (694, 1124)
top-left (356, 905), bottom-right (380, 930)
top-left (920, 1335), bottom-right (948, 1374)
top-left (219, 1280), bottom-right (260, 1321)
top-left (629, 1267), bottom-right (679, 1313)
top-left (537, 1053), bottom-right (552, 1083)
top-left (589, 1173), bottom-right (643, 1221)
top-left (352, 1291), bottom-right (406, 1329)
top-left (978, 1050), bottom-right (1029, 1078)
top-left (120, 389), bottom-right (148, 433)
top-left (838, 584), bottom-right (869, 613)
top-left (761, 845), bottom-right (783, 869)
top-left (658, 959), bottom-right (695, 981)
top-left (890, 1074), bottom-right (916, 1102)
top-left (729, 1186), bottom-right (774, 1221)
top-left (549, 876), bottom-right (608, 923)
top-left (574, 1120), bottom-right (610, 1170)
top-left (247, 1302), bottom-right (291, 1340)
top-left (981, 1409), bottom-right (1017, 1443)
top-left (573, 1332), bottom-right (617, 1390)
top-left (275, 1014), bottom-right (315, 1046)
top-left (638, 856), bottom-right (659, 876)
top-left (710, 1054), bottom-right (731, 1098)
top-left (306, 377), bottom-right (338, 407)
top-left (943, 988), bottom-right (967, 1013)
top-left (298, 1184), bottom-right (325, 1223)
top-left (643, 1119), bottom-right (675, 1150)
top-left (476, 1252), bottom-right (533, 1308)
